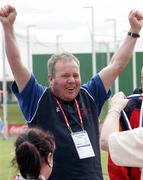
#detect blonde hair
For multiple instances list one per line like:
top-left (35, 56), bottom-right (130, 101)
top-left (47, 52), bottom-right (80, 76)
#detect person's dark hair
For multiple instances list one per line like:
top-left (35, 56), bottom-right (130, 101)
top-left (12, 128), bottom-right (55, 179)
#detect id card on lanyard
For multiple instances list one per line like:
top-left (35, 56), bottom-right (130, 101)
top-left (71, 130), bottom-right (95, 159)
top-left (55, 97), bottom-right (95, 159)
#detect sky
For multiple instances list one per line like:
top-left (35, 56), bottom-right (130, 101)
top-left (0, 0), bottom-right (143, 78)
top-left (0, 0), bottom-right (143, 43)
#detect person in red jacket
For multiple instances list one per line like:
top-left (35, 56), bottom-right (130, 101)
top-left (108, 67), bottom-right (143, 180)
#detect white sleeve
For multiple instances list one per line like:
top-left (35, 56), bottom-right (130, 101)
top-left (108, 127), bottom-right (143, 168)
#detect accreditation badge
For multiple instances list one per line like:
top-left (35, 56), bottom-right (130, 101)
top-left (71, 130), bottom-right (95, 159)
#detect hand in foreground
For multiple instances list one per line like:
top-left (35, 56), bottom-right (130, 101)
top-left (109, 91), bottom-right (128, 112)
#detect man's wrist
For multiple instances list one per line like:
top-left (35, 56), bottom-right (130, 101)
top-left (128, 31), bottom-right (140, 38)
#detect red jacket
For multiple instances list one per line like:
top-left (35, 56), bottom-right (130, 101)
top-left (108, 96), bottom-right (142, 180)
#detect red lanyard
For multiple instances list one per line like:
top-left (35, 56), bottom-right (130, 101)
top-left (55, 98), bottom-right (84, 132)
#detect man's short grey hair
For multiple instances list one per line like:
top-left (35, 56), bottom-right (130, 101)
top-left (47, 52), bottom-right (80, 76)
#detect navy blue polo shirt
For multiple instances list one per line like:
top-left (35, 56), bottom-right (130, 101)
top-left (12, 74), bottom-right (111, 180)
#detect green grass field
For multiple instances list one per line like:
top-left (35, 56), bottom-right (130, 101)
top-left (0, 104), bottom-right (25, 124)
top-left (0, 138), bottom-right (16, 179)
top-left (0, 103), bottom-right (109, 179)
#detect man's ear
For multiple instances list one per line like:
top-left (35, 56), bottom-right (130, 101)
top-left (47, 152), bottom-right (53, 168)
top-left (48, 75), bottom-right (53, 87)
